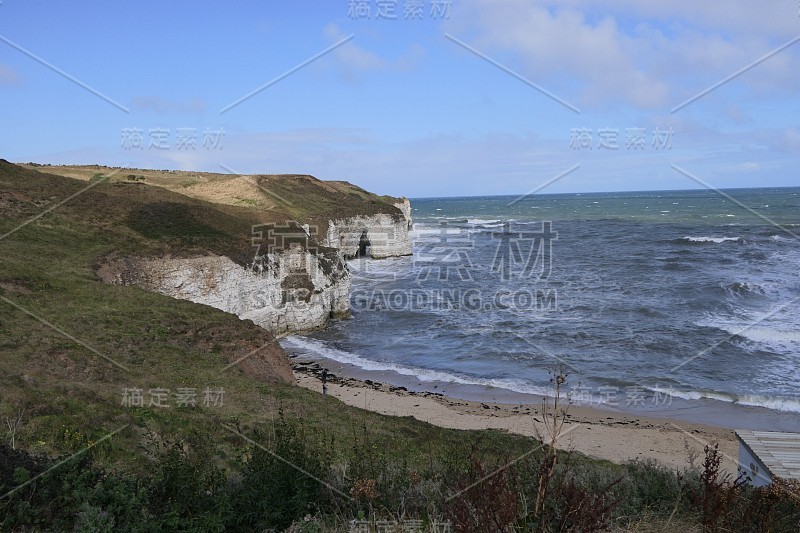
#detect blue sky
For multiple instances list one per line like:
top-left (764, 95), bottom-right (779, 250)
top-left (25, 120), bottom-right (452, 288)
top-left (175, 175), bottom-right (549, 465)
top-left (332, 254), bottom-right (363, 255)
top-left (1, 0), bottom-right (798, 197)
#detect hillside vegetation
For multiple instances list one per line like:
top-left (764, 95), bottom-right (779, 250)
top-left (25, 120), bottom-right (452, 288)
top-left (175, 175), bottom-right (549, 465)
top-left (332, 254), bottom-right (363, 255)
top-left (22, 163), bottom-right (406, 231)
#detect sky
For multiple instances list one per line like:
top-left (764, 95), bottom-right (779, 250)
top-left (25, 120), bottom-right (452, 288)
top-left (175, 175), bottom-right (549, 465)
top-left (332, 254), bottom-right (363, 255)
top-left (1, 0), bottom-right (799, 197)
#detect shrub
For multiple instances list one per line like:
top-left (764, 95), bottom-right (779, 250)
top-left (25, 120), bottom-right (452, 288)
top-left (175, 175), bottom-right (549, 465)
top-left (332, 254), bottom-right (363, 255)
top-left (0, 443), bottom-right (148, 531)
top-left (145, 430), bottom-right (230, 531)
top-left (230, 410), bottom-right (335, 531)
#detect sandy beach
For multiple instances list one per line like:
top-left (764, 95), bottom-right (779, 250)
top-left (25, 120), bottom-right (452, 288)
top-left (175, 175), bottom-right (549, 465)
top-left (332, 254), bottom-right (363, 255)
top-left (294, 362), bottom-right (739, 474)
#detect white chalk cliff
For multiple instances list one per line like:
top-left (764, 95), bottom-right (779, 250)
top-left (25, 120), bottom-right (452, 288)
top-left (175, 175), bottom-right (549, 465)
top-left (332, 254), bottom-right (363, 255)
top-left (325, 214), bottom-right (411, 259)
top-left (393, 198), bottom-right (413, 229)
top-left (100, 203), bottom-right (412, 335)
top-left (325, 199), bottom-right (413, 259)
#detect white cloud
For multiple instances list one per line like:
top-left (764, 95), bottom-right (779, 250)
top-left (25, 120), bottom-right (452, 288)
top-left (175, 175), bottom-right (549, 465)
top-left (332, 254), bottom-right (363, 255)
top-left (322, 23), bottom-right (426, 81)
top-left (777, 128), bottom-right (800, 152)
top-left (571, 0), bottom-right (800, 40)
top-left (509, 0), bottom-right (800, 42)
top-left (728, 161), bottom-right (761, 172)
top-left (324, 23), bottom-right (386, 79)
top-left (448, 0), bottom-right (800, 111)
top-left (0, 64), bottom-right (21, 87)
top-left (447, 3), bottom-right (670, 109)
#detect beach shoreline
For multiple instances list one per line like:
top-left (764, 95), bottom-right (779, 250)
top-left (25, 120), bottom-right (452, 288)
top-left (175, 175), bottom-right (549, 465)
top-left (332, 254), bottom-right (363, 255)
top-left (293, 360), bottom-right (740, 473)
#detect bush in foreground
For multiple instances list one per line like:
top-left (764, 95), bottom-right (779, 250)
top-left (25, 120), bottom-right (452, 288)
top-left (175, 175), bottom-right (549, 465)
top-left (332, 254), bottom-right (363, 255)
top-left (2, 408), bottom-right (800, 531)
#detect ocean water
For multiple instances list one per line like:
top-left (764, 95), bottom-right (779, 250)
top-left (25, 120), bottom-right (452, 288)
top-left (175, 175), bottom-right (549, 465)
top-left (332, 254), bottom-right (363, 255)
top-left (282, 187), bottom-right (800, 428)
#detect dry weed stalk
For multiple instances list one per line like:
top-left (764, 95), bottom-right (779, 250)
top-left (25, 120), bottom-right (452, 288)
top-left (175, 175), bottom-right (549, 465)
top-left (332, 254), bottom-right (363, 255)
top-left (5, 408), bottom-right (24, 450)
top-left (534, 367), bottom-right (569, 518)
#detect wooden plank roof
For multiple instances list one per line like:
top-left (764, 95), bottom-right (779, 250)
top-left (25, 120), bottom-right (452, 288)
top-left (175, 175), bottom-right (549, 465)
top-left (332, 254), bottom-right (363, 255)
top-left (736, 430), bottom-right (800, 480)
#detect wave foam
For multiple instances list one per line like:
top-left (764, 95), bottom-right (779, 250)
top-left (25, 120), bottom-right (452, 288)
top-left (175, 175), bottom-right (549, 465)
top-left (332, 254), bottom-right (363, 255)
top-left (681, 236), bottom-right (742, 244)
top-left (728, 326), bottom-right (800, 347)
top-left (648, 386), bottom-right (800, 413)
top-left (467, 218), bottom-right (502, 225)
top-left (697, 310), bottom-right (800, 356)
top-left (282, 336), bottom-right (591, 400)
top-left (722, 281), bottom-right (766, 298)
top-left (736, 395), bottom-right (800, 413)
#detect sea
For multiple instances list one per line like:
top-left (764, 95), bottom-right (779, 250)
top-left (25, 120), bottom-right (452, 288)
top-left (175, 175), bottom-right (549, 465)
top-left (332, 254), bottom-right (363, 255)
top-left (281, 187), bottom-right (800, 431)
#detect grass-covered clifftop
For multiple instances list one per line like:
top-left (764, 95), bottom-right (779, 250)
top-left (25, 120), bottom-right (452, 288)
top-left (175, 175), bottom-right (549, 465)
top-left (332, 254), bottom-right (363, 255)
top-left (21, 163), bottom-right (407, 231)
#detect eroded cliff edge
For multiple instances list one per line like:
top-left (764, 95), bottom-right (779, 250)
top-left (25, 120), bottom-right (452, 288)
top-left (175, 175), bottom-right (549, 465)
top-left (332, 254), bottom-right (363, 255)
top-left (326, 211), bottom-right (412, 258)
top-left (85, 170), bottom-right (413, 337)
top-left (98, 245), bottom-right (351, 336)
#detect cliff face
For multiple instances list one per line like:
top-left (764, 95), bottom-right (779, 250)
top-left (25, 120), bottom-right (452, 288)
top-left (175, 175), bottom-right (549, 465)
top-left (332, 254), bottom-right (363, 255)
top-left (99, 245), bottom-right (351, 336)
top-left (91, 172), bottom-right (413, 335)
top-left (324, 213), bottom-right (413, 259)
top-left (99, 205), bottom-right (413, 335)
top-left (393, 197), bottom-right (413, 229)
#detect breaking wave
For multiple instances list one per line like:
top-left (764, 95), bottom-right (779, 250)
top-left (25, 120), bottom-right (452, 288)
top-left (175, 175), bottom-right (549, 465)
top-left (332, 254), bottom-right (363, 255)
top-left (679, 236), bottom-right (743, 244)
top-left (281, 336), bottom-right (606, 402)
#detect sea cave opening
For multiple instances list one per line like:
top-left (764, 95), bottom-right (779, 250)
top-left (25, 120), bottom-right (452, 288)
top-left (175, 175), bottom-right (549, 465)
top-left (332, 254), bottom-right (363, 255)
top-left (358, 230), bottom-right (371, 258)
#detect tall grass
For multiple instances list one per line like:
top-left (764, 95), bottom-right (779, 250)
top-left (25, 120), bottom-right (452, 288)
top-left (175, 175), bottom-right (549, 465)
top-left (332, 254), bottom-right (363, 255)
top-left (3, 404), bottom-right (798, 531)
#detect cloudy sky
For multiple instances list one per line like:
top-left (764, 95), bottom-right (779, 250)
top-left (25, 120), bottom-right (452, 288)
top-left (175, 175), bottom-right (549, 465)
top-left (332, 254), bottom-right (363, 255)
top-left (1, 0), bottom-right (798, 197)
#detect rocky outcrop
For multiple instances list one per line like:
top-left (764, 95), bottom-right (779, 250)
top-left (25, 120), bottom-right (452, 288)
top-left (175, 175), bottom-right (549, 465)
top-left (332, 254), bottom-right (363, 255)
top-left (99, 245), bottom-right (350, 336)
top-left (325, 213), bottom-right (412, 259)
top-left (99, 201), bottom-right (413, 336)
top-left (393, 197), bottom-right (413, 229)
